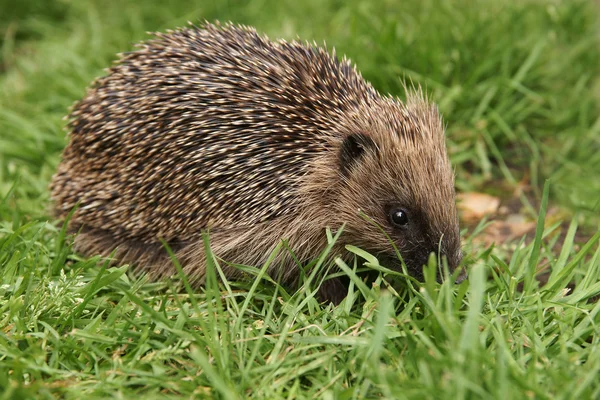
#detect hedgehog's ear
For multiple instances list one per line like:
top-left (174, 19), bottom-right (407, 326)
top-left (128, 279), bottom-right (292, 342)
top-left (339, 133), bottom-right (377, 176)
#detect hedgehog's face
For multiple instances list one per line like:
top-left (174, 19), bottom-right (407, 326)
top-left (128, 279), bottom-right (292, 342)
top-left (333, 102), bottom-right (462, 280)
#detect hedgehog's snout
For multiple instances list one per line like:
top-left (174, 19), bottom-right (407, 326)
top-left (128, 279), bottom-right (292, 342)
top-left (436, 245), bottom-right (464, 283)
top-left (406, 243), bottom-right (462, 283)
top-left (454, 268), bottom-right (468, 284)
top-left (446, 247), bottom-right (463, 272)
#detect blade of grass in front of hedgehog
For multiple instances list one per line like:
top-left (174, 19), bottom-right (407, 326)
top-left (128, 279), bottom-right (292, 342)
top-left (51, 204), bottom-right (78, 276)
top-left (458, 260), bottom-right (487, 353)
top-left (189, 345), bottom-right (241, 400)
top-left (233, 239), bottom-right (284, 333)
top-left (240, 279), bottom-right (281, 379)
top-left (295, 226), bottom-right (345, 308)
top-left (364, 291), bottom-right (395, 399)
top-left (202, 231), bottom-right (236, 381)
top-left (335, 257), bottom-right (372, 302)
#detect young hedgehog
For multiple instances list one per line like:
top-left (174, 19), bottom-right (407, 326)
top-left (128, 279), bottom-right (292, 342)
top-left (51, 22), bottom-right (462, 303)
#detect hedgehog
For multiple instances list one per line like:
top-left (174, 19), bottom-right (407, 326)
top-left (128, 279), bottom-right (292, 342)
top-left (50, 22), bottom-right (462, 304)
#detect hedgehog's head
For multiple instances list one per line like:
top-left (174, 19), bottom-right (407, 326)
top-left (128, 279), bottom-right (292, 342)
top-left (317, 92), bottom-right (462, 280)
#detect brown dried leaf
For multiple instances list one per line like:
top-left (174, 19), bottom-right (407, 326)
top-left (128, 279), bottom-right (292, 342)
top-left (457, 192), bottom-right (501, 222)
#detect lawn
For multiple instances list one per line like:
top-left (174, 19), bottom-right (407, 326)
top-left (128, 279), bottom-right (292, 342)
top-left (1, 0), bottom-right (600, 398)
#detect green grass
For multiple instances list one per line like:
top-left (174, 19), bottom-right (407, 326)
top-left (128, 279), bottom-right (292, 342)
top-left (1, 0), bottom-right (600, 398)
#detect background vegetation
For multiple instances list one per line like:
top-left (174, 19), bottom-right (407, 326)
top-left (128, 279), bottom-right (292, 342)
top-left (0, 0), bottom-right (599, 398)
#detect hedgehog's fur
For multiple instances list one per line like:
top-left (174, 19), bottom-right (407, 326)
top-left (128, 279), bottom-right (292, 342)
top-left (50, 22), bottom-right (462, 303)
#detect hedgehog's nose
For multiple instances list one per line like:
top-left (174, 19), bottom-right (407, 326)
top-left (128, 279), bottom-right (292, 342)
top-left (454, 268), bottom-right (468, 284)
top-left (452, 250), bottom-right (466, 284)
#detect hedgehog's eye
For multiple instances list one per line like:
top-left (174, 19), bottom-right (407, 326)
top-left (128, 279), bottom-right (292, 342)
top-left (390, 208), bottom-right (409, 227)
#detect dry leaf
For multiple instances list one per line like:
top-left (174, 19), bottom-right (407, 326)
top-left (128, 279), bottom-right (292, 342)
top-left (457, 192), bottom-right (501, 222)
